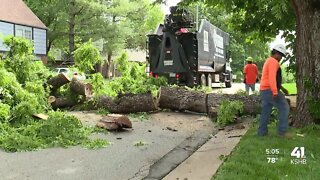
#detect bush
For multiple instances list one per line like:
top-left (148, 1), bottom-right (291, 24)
top-left (217, 100), bottom-right (244, 126)
top-left (0, 36), bottom-right (109, 152)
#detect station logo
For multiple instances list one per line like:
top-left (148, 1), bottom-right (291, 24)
top-left (290, 147), bottom-right (307, 165)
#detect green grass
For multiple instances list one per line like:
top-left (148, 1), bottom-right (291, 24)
top-left (212, 123), bottom-right (320, 180)
top-left (282, 83), bottom-right (297, 95)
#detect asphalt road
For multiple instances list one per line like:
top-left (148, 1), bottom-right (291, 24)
top-left (212, 82), bottom-right (260, 94)
top-left (0, 112), bottom-right (213, 180)
top-left (0, 84), bottom-right (249, 180)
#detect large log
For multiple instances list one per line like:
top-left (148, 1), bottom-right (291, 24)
top-left (207, 93), bottom-right (261, 117)
top-left (48, 96), bottom-right (77, 109)
top-left (158, 87), bottom-right (261, 115)
top-left (95, 92), bottom-right (158, 113)
top-left (69, 78), bottom-right (93, 99)
top-left (47, 73), bottom-right (71, 92)
top-left (158, 87), bottom-right (207, 113)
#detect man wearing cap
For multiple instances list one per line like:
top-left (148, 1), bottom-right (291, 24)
top-left (243, 57), bottom-right (259, 95)
top-left (258, 44), bottom-right (291, 138)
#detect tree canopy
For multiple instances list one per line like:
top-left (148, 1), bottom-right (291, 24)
top-left (24, 0), bottom-right (163, 56)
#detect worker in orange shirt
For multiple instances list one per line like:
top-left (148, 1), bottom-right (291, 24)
top-left (258, 44), bottom-right (291, 138)
top-left (243, 57), bottom-right (259, 95)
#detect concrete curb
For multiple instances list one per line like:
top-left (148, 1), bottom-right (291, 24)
top-left (163, 123), bottom-right (250, 180)
top-left (143, 128), bottom-right (217, 180)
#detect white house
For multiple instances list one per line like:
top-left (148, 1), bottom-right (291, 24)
top-left (0, 0), bottom-right (47, 59)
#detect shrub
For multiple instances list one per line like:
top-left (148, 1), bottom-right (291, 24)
top-left (217, 100), bottom-right (244, 126)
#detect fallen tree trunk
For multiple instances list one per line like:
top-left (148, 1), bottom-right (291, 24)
top-left (158, 87), bottom-right (261, 116)
top-left (69, 78), bottom-right (93, 99)
top-left (158, 87), bottom-right (207, 113)
top-left (48, 96), bottom-right (77, 109)
top-left (95, 92), bottom-right (158, 113)
top-left (207, 93), bottom-right (261, 117)
top-left (47, 73), bottom-right (71, 92)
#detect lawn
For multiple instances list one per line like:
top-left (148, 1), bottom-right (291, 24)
top-left (212, 122), bottom-right (320, 180)
top-left (282, 83), bottom-right (297, 95)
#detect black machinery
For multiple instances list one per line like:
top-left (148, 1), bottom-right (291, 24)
top-left (147, 6), bottom-right (232, 87)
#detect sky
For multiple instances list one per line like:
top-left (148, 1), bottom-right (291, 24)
top-left (161, 0), bottom-right (181, 15)
top-left (269, 32), bottom-right (286, 49)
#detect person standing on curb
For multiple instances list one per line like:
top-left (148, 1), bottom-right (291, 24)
top-left (258, 44), bottom-right (292, 138)
top-left (243, 57), bottom-right (259, 95)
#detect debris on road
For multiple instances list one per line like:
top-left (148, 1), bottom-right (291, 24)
top-left (166, 127), bottom-right (178, 132)
top-left (96, 114), bottom-right (132, 131)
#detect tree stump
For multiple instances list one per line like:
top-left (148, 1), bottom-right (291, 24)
top-left (158, 87), bottom-right (207, 113)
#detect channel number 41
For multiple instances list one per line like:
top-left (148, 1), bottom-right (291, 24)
top-left (291, 147), bottom-right (307, 165)
top-left (266, 148), bottom-right (279, 164)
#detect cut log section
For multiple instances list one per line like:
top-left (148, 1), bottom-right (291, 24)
top-left (97, 114), bottom-right (132, 131)
top-left (96, 92), bottom-right (158, 113)
top-left (69, 78), bottom-right (93, 99)
top-left (32, 113), bottom-right (49, 120)
top-left (47, 73), bottom-right (71, 92)
top-left (158, 87), bottom-right (207, 113)
top-left (48, 96), bottom-right (77, 109)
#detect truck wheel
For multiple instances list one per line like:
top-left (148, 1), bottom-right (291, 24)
top-left (225, 72), bottom-right (232, 88)
top-left (207, 74), bottom-right (212, 88)
top-left (200, 74), bottom-right (206, 86)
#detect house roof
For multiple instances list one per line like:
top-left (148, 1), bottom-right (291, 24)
top-left (0, 0), bottom-right (47, 29)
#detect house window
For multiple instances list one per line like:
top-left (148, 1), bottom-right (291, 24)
top-left (15, 25), bottom-right (32, 40)
top-left (24, 30), bottom-right (32, 40)
top-left (15, 29), bottom-right (23, 37)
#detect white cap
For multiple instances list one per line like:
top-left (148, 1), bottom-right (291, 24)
top-left (273, 44), bottom-right (286, 56)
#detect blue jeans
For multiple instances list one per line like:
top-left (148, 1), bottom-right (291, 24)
top-left (258, 89), bottom-right (289, 136)
top-left (245, 84), bottom-right (255, 94)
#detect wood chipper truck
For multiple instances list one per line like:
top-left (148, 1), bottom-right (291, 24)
top-left (146, 6), bottom-right (233, 88)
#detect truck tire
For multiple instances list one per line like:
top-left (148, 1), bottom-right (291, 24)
top-left (200, 74), bottom-right (206, 86)
top-left (225, 71), bottom-right (232, 88)
top-left (207, 74), bottom-right (212, 88)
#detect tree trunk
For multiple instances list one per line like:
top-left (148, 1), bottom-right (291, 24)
top-left (69, 78), bottom-right (93, 99)
top-left (291, 0), bottom-right (320, 126)
top-left (95, 92), bottom-right (158, 113)
top-left (47, 73), bottom-right (71, 93)
top-left (207, 93), bottom-right (261, 117)
top-left (95, 63), bottom-right (102, 74)
top-left (68, 0), bottom-right (76, 62)
top-left (158, 87), bottom-right (207, 113)
top-left (158, 87), bottom-right (261, 116)
top-left (48, 96), bottom-right (77, 109)
top-left (102, 52), bottom-right (112, 78)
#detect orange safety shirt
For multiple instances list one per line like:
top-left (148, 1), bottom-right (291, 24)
top-left (243, 64), bottom-right (258, 84)
top-left (260, 57), bottom-right (280, 95)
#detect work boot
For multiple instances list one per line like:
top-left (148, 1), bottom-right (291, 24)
top-left (278, 132), bottom-right (293, 139)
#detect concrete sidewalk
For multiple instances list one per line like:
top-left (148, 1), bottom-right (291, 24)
top-left (163, 122), bottom-right (250, 180)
